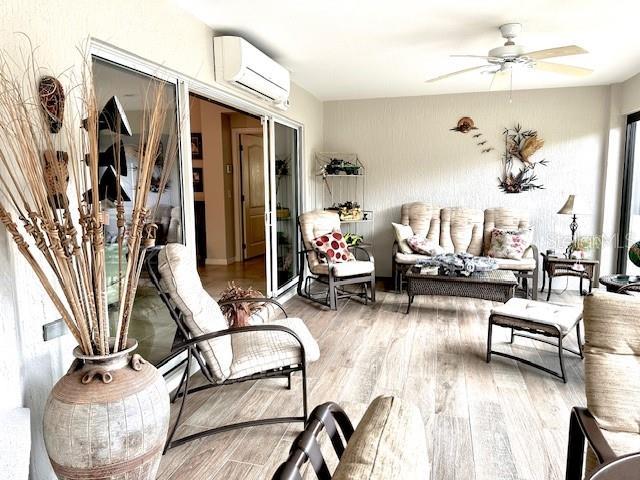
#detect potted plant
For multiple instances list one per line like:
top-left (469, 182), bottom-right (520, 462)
top-left (219, 282), bottom-right (266, 327)
top-left (0, 53), bottom-right (173, 479)
top-left (572, 235), bottom-right (602, 259)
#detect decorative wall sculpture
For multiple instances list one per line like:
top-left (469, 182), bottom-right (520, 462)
top-left (498, 124), bottom-right (548, 193)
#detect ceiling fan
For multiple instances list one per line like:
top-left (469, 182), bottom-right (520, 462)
top-left (426, 23), bottom-right (593, 91)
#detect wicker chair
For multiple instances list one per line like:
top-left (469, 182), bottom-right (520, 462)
top-left (565, 290), bottom-right (640, 479)
top-left (146, 244), bottom-right (320, 453)
top-left (297, 210), bottom-right (375, 310)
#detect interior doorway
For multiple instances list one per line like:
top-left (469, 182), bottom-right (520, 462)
top-left (188, 93), bottom-right (267, 295)
top-left (237, 132), bottom-right (266, 260)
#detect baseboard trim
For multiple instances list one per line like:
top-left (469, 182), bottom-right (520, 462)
top-left (205, 257), bottom-right (235, 266)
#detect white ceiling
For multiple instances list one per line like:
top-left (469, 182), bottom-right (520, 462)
top-left (176, 0), bottom-right (640, 101)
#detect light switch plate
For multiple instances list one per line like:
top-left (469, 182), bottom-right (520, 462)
top-left (42, 318), bottom-right (69, 341)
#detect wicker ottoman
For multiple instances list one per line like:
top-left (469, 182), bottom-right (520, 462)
top-left (487, 298), bottom-right (583, 382)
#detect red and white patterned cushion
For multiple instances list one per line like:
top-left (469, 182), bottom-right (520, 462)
top-left (312, 230), bottom-right (354, 263)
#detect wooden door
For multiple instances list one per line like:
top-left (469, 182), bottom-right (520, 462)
top-left (240, 134), bottom-right (266, 259)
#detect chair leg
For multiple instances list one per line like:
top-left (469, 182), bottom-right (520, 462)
top-left (486, 317), bottom-right (494, 363)
top-left (547, 276), bottom-right (553, 302)
top-left (329, 276), bottom-right (337, 310)
top-left (576, 322), bottom-right (584, 359)
top-left (531, 269), bottom-right (539, 300)
top-left (558, 335), bottom-right (567, 383)
top-left (370, 276), bottom-right (376, 302)
top-left (510, 328), bottom-right (515, 344)
top-left (164, 347), bottom-right (193, 454)
top-left (287, 372), bottom-right (292, 390)
top-left (302, 367), bottom-right (309, 423)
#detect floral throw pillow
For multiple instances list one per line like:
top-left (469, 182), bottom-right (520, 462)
top-left (487, 228), bottom-right (533, 260)
top-left (312, 230), bottom-right (354, 263)
top-left (406, 235), bottom-right (444, 256)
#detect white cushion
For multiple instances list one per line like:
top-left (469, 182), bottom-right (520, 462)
top-left (491, 298), bottom-right (582, 334)
top-left (311, 260), bottom-right (375, 277)
top-left (158, 244), bottom-right (233, 382)
top-left (229, 317), bottom-right (320, 379)
top-left (395, 252), bottom-right (432, 265)
top-left (494, 257), bottom-right (537, 271)
top-left (392, 222), bottom-right (414, 254)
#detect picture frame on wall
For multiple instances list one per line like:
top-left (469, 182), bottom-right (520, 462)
top-left (192, 167), bottom-right (203, 192)
top-left (191, 132), bottom-right (203, 160)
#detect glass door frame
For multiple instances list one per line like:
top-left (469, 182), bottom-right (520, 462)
top-left (265, 117), bottom-right (303, 297)
top-left (617, 111), bottom-right (640, 273)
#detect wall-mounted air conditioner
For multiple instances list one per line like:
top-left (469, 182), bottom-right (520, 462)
top-left (214, 36), bottom-right (290, 110)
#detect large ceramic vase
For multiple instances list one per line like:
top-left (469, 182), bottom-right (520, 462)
top-left (43, 339), bottom-right (170, 479)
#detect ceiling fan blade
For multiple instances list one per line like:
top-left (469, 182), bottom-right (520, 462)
top-left (489, 69), bottom-right (510, 91)
top-left (425, 65), bottom-right (489, 83)
top-left (524, 45), bottom-right (588, 60)
top-left (451, 54), bottom-right (504, 62)
top-left (533, 61), bottom-right (593, 76)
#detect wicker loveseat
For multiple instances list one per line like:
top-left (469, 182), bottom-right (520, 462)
top-left (392, 203), bottom-right (539, 299)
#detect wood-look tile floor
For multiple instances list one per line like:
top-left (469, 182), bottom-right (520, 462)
top-left (157, 289), bottom-right (587, 480)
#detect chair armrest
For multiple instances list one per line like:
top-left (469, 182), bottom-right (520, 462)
top-left (617, 282), bottom-right (640, 295)
top-left (566, 407), bottom-right (617, 480)
top-left (272, 401), bottom-right (356, 480)
top-left (218, 297), bottom-right (288, 318)
top-left (530, 244), bottom-right (539, 271)
top-left (157, 324), bottom-right (307, 368)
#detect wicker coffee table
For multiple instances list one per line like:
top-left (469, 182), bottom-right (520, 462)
top-left (405, 269), bottom-right (518, 313)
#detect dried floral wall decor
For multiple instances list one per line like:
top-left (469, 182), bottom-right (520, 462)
top-left (499, 124), bottom-right (548, 193)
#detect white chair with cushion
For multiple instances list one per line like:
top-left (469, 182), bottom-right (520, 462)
top-left (298, 210), bottom-right (375, 310)
top-left (146, 244), bottom-right (320, 453)
top-left (487, 298), bottom-right (583, 382)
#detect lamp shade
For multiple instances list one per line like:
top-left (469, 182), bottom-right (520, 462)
top-left (557, 195), bottom-right (576, 215)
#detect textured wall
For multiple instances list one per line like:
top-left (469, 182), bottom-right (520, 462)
top-left (323, 86), bottom-right (611, 277)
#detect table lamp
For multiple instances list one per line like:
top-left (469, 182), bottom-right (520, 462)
top-left (557, 194), bottom-right (581, 257)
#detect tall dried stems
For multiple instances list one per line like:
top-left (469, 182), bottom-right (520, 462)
top-left (0, 46), bottom-right (177, 354)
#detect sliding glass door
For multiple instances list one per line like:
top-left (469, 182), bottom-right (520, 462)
top-left (265, 119), bottom-right (301, 296)
top-left (92, 57), bottom-right (184, 364)
top-left (619, 111), bottom-right (640, 275)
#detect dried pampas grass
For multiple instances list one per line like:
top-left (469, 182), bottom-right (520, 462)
top-left (0, 44), bottom-right (177, 354)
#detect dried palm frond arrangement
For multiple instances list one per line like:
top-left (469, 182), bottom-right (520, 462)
top-left (0, 48), bottom-right (177, 355)
top-left (219, 282), bottom-right (265, 328)
top-left (499, 123), bottom-right (548, 193)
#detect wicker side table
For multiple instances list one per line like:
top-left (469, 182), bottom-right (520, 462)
top-left (540, 253), bottom-right (599, 301)
top-left (405, 269), bottom-right (517, 313)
